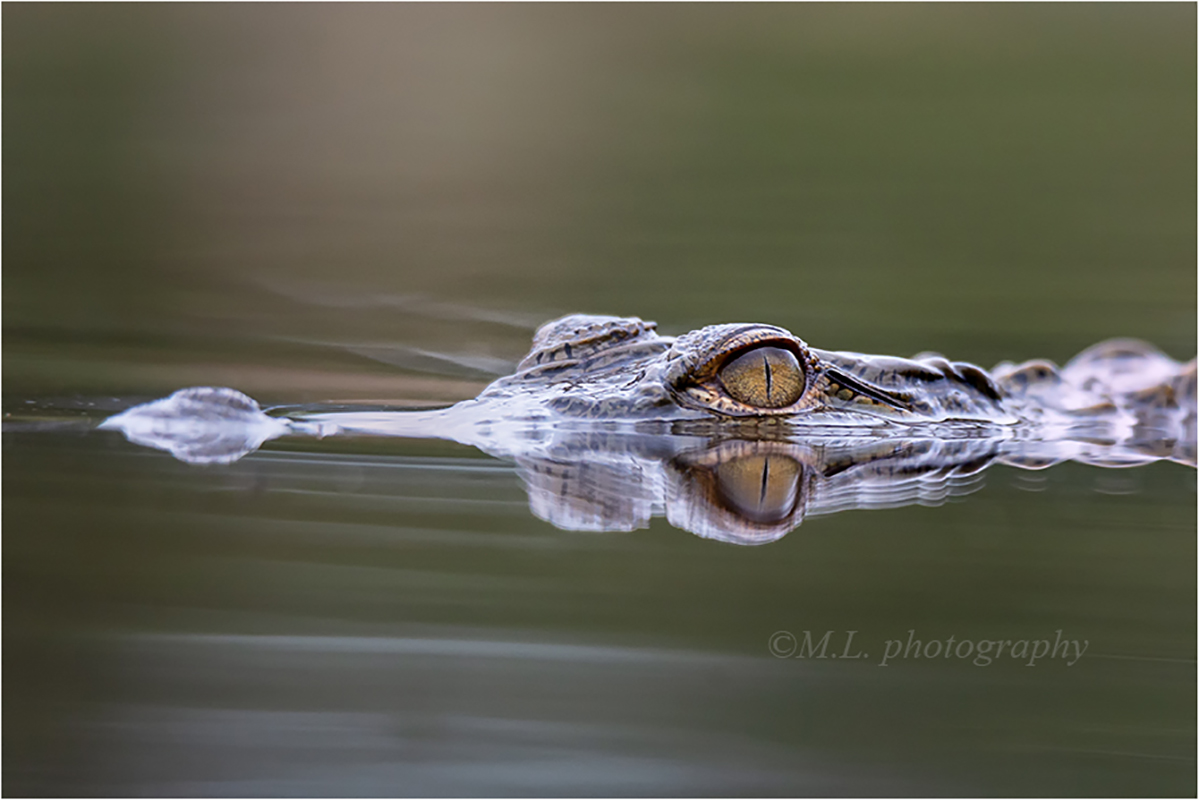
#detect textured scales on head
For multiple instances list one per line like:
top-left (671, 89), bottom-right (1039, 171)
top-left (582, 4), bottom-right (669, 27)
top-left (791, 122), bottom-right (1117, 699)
top-left (482, 313), bottom-right (1197, 432)
top-left (516, 314), bottom-right (663, 373)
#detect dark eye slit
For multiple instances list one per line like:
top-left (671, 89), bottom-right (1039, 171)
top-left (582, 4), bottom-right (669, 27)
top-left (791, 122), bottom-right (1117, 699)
top-left (760, 456), bottom-right (770, 504)
top-left (763, 353), bottom-right (773, 399)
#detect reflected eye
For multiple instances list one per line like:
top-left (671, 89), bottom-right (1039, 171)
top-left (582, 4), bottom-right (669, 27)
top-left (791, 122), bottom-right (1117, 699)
top-left (715, 454), bottom-right (801, 522)
top-left (718, 346), bottom-right (804, 408)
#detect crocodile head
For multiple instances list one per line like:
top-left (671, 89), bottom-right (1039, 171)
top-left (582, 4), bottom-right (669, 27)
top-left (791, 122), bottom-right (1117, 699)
top-left (471, 314), bottom-right (1013, 425)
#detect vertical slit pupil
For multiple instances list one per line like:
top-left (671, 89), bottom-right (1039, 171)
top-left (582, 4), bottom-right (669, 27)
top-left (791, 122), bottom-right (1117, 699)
top-left (717, 345), bottom-right (805, 409)
top-left (759, 456), bottom-right (771, 505)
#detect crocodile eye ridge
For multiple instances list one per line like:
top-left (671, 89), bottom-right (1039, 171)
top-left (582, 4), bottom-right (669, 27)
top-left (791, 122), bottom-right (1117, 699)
top-left (718, 346), bottom-right (805, 408)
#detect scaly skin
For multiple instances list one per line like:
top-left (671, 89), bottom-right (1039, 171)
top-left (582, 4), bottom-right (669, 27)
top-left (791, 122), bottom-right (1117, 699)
top-left (459, 315), bottom-right (1194, 436)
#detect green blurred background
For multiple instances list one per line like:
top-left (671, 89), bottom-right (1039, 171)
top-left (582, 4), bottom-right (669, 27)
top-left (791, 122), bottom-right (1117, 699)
top-left (4, 4), bottom-right (1195, 404)
top-left (4, 4), bottom-right (1196, 797)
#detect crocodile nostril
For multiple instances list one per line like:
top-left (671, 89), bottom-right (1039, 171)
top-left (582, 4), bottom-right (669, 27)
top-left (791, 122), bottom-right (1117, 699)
top-left (718, 346), bottom-right (804, 408)
top-left (714, 454), bottom-right (801, 522)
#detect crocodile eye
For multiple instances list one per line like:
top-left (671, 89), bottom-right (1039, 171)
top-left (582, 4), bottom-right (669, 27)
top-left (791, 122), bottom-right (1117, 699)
top-left (718, 346), bottom-right (804, 408)
top-left (715, 454), bottom-right (801, 522)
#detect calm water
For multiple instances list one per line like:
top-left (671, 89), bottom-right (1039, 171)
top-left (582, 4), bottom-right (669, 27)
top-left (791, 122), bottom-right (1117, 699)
top-left (4, 5), bottom-right (1196, 797)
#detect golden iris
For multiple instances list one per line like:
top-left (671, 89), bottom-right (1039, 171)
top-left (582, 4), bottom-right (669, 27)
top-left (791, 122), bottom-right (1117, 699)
top-left (718, 346), bottom-right (804, 408)
top-left (715, 454), bottom-right (801, 522)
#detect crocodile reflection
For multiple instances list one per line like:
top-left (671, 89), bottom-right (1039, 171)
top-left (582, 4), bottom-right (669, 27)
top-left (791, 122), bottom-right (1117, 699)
top-left (96, 313), bottom-right (1196, 544)
top-left (88, 410), bottom-right (1179, 544)
top-left (517, 435), bottom-right (1001, 545)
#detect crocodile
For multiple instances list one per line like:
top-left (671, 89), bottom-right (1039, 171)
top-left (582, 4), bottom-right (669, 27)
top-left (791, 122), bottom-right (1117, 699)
top-left (276, 313), bottom-right (1196, 453)
top-left (97, 314), bottom-right (1197, 542)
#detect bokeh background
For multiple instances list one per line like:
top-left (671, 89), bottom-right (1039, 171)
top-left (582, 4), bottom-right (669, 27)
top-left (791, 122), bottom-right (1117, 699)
top-left (5, 4), bottom-right (1195, 402)
top-left (4, 4), bottom-right (1196, 797)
